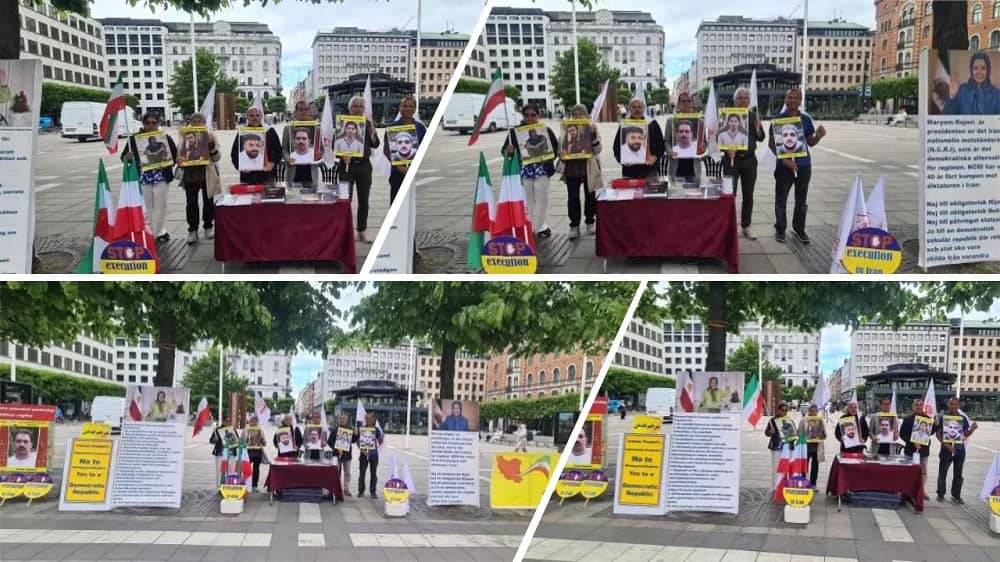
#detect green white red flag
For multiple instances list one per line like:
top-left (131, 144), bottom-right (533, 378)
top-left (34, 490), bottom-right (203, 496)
top-left (99, 75), bottom-right (127, 154)
top-left (742, 374), bottom-right (763, 427)
top-left (467, 152), bottom-right (496, 268)
top-left (490, 154), bottom-right (535, 252)
top-left (75, 159), bottom-right (116, 273)
top-left (111, 159), bottom-right (161, 273)
top-left (468, 67), bottom-right (505, 146)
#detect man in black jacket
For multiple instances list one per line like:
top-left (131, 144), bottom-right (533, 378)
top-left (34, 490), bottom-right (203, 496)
top-left (723, 88), bottom-right (767, 240)
top-left (339, 95), bottom-right (381, 242)
top-left (900, 398), bottom-right (936, 500)
top-left (613, 97), bottom-right (664, 180)
top-left (834, 401), bottom-right (869, 453)
top-left (231, 106), bottom-right (282, 185)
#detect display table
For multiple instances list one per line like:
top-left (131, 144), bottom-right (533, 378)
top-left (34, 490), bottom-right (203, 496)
top-left (826, 457), bottom-right (924, 512)
top-left (265, 462), bottom-right (344, 503)
top-left (595, 196), bottom-right (739, 273)
top-left (214, 201), bottom-right (357, 273)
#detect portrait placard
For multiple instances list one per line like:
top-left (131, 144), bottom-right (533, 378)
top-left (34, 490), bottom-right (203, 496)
top-left (177, 126), bottom-right (209, 167)
top-left (671, 113), bottom-right (702, 158)
top-left (619, 119), bottom-right (647, 165)
top-left (560, 118), bottom-right (592, 160)
top-left (515, 122), bottom-right (554, 164)
top-left (288, 120), bottom-right (321, 165)
top-left (238, 127), bottom-right (267, 171)
top-left (134, 130), bottom-right (173, 172)
top-left (334, 114), bottom-right (366, 158)
top-left (717, 108), bottom-right (749, 151)
top-left (773, 116), bottom-right (807, 159)
top-left (387, 124), bottom-right (419, 165)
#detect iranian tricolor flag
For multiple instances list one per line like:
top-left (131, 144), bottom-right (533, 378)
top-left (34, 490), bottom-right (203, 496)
top-left (192, 397), bottom-right (211, 437)
top-left (789, 431), bottom-right (809, 476)
top-left (467, 152), bottom-right (496, 268)
top-left (773, 441), bottom-right (792, 501)
top-left (99, 75), bottom-right (127, 154)
top-left (128, 390), bottom-right (143, 421)
top-left (111, 159), bottom-right (161, 273)
top-left (679, 371), bottom-right (695, 413)
top-left (468, 67), bottom-right (506, 146)
top-left (743, 374), bottom-right (764, 428)
top-left (490, 154), bottom-right (535, 253)
top-left (75, 160), bottom-right (116, 273)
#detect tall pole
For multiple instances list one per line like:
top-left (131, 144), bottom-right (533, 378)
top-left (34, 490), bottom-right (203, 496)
top-left (801, 0), bottom-right (809, 109)
top-left (571, 0), bottom-right (581, 105)
top-left (217, 345), bottom-right (224, 425)
top-left (406, 338), bottom-right (414, 450)
top-left (956, 314), bottom-right (965, 398)
top-left (190, 12), bottom-right (198, 116)
top-left (9, 349), bottom-right (16, 383)
top-left (415, 0), bottom-right (422, 113)
top-left (578, 360), bottom-right (586, 410)
top-left (756, 319), bottom-right (763, 426)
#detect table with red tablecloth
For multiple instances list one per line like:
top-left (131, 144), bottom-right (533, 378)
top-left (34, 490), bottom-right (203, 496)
top-left (595, 196), bottom-right (739, 273)
top-left (826, 457), bottom-right (925, 512)
top-left (214, 201), bottom-right (357, 273)
top-left (265, 462), bottom-right (344, 503)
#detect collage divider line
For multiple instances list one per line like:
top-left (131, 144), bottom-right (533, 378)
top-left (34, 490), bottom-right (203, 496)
top-left (512, 280), bottom-right (649, 562)
top-left (360, 0), bottom-right (499, 274)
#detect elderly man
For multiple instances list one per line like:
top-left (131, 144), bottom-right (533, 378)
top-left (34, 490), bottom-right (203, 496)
top-left (900, 398), bottom-right (935, 500)
top-left (231, 106), bottom-right (282, 184)
top-left (936, 397), bottom-right (978, 504)
top-left (7, 429), bottom-right (37, 468)
top-left (613, 96), bottom-right (664, 180)
top-left (767, 88), bottom-right (827, 244)
top-left (282, 100), bottom-right (321, 186)
top-left (354, 413), bottom-right (384, 498)
top-left (724, 88), bottom-right (767, 239)
top-left (662, 92), bottom-right (703, 182)
top-left (339, 96), bottom-right (380, 242)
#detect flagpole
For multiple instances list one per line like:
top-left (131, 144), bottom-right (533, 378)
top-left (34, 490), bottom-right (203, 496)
top-left (571, 0), bottom-right (581, 106)
top-left (190, 12), bottom-right (198, 118)
top-left (802, 0), bottom-right (809, 109)
top-left (217, 345), bottom-right (224, 426)
top-left (756, 319), bottom-right (762, 430)
top-left (415, 0), bottom-right (422, 113)
top-left (957, 313), bottom-right (965, 398)
top-left (406, 338), bottom-right (414, 450)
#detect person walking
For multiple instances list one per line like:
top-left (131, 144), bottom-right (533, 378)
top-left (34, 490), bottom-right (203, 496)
top-left (122, 112), bottom-right (176, 243)
top-left (797, 404), bottom-right (826, 488)
top-left (384, 96), bottom-right (427, 204)
top-left (767, 88), bottom-right (827, 244)
top-left (900, 398), bottom-right (935, 500)
top-left (231, 106), bottom-right (282, 184)
top-left (355, 413), bottom-right (384, 498)
top-left (723, 88), bottom-right (766, 240)
top-left (502, 103), bottom-right (559, 239)
top-left (514, 423), bottom-right (528, 452)
top-left (613, 97), bottom-right (664, 180)
top-left (559, 104), bottom-right (601, 239)
top-left (936, 397), bottom-right (978, 504)
top-left (340, 96), bottom-right (380, 243)
top-left (178, 113), bottom-right (219, 244)
top-left (334, 414), bottom-right (353, 497)
top-left (282, 100), bottom-right (321, 186)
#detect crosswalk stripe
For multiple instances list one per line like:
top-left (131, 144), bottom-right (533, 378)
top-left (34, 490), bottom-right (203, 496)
top-left (350, 532), bottom-right (521, 548)
top-left (298, 532), bottom-right (325, 547)
top-left (0, 529), bottom-right (267, 546)
top-left (872, 508), bottom-right (914, 543)
top-left (35, 182), bottom-right (62, 193)
top-left (298, 502), bottom-right (322, 523)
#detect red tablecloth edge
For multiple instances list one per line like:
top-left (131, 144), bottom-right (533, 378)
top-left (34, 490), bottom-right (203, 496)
top-left (825, 457), bottom-right (924, 512)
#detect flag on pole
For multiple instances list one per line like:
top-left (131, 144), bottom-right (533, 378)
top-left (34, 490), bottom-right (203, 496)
top-left (375, 419), bottom-right (384, 451)
top-left (111, 159), bottom-right (161, 272)
top-left (923, 379), bottom-right (937, 418)
top-left (402, 461), bottom-right (417, 494)
top-left (250, 94), bottom-right (264, 116)
top-left (467, 152), bottom-right (497, 268)
top-left (99, 75), bottom-right (128, 154)
top-left (701, 84), bottom-right (721, 160)
top-left (240, 444), bottom-right (253, 488)
top-left (193, 397), bottom-right (211, 437)
top-left (866, 176), bottom-right (888, 231)
top-left (631, 85), bottom-right (646, 106)
top-left (356, 400), bottom-right (368, 425)
top-left (790, 431), bottom-right (809, 476)
top-left (199, 82), bottom-right (216, 130)
top-left (812, 375), bottom-right (831, 412)
top-left (591, 79), bottom-right (610, 123)
top-left (76, 160), bottom-right (116, 273)
top-left (980, 451), bottom-right (1000, 501)
top-left (390, 455), bottom-right (399, 479)
top-left (367, 75), bottom-right (394, 178)
top-left (773, 442), bottom-right (792, 500)
top-left (889, 388), bottom-right (898, 417)
top-left (255, 391), bottom-right (271, 428)
top-left (679, 371), bottom-right (695, 413)
top-left (363, 74), bottom-right (374, 122)
top-left (128, 390), bottom-right (143, 421)
top-left (469, 67), bottom-right (506, 146)
top-left (749, 68), bottom-right (759, 110)
top-left (320, 90), bottom-right (337, 167)
top-left (319, 403), bottom-right (329, 437)
top-left (491, 154), bottom-right (536, 253)
top-left (830, 175), bottom-right (869, 274)
top-left (289, 404), bottom-right (298, 432)
top-left (743, 374), bottom-right (764, 427)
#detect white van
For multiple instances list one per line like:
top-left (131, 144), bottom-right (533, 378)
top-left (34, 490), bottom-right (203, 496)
top-left (90, 396), bottom-right (126, 434)
top-left (645, 387), bottom-right (676, 423)
top-left (443, 93), bottom-right (520, 135)
top-left (60, 101), bottom-right (140, 141)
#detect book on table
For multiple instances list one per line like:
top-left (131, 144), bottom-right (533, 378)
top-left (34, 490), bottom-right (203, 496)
top-left (262, 186), bottom-right (286, 203)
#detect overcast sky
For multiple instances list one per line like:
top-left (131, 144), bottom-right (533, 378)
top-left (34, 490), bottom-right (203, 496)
top-left (91, 0), bottom-right (488, 93)
top-left (500, 0), bottom-right (877, 85)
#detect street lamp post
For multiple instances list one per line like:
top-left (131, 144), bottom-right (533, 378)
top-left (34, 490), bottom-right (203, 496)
top-left (406, 338), bottom-right (414, 449)
top-left (571, 0), bottom-right (581, 106)
top-left (190, 12), bottom-right (198, 116)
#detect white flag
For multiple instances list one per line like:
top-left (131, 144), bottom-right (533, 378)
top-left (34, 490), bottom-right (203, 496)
top-left (701, 84), bottom-right (721, 162)
top-left (980, 452), bottom-right (1000, 501)
top-left (749, 68), bottom-right (759, 110)
top-left (591, 79), bottom-right (610, 123)
top-left (250, 94), bottom-right (264, 116)
top-left (812, 375), bottom-right (830, 411)
top-left (390, 455), bottom-right (399, 479)
top-left (363, 74), bottom-right (373, 123)
top-left (402, 461), bottom-right (417, 494)
top-left (199, 82), bottom-right (216, 130)
top-left (356, 400), bottom-right (368, 425)
top-left (866, 176), bottom-right (888, 231)
top-left (289, 404), bottom-right (298, 431)
top-left (923, 379), bottom-right (937, 418)
top-left (319, 404), bottom-right (329, 439)
top-left (255, 391), bottom-right (271, 427)
top-left (889, 388), bottom-right (897, 417)
top-left (830, 175), bottom-right (868, 274)
top-left (320, 93), bottom-right (337, 167)
top-left (631, 85), bottom-right (646, 106)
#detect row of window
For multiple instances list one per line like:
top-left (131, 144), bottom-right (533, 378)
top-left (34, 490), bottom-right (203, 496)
top-left (315, 42), bottom-right (407, 53)
top-left (552, 34), bottom-right (659, 47)
top-left (318, 54), bottom-right (405, 64)
top-left (617, 353), bottom-right (664, 374)
top-left (22, 15), bottom-right (103, 56)
top-left (22, 38), bottom-right (104, 72)
top-left (629, 322), bottom-right (664, 343)
top-left (171, 45), bottom-right (273, 56)
top-left (6, 343), bottom-right (115, 381)
top-left (621, 337), bottom-right (663, 358)
top-left (21, 0), bottom-right (102, 38)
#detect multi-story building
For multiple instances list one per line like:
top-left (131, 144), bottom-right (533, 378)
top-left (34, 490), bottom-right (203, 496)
top-left (18, 0), bottom-right (108, 91)
top-left (315, 345), bottom-right (416, 404)
top-left (415, 347), bottom-right (488, 407)
top-left (163, 20), bottom-right (281, 112)
top-left (112, 335), bottom-right (163, 385)
top-left (546, 9), bottom-right (664, 110)
top-left (484, 7), bottom-right (552, 110)
top-left (947, 320), bottom-right (1000, 393)
top-left (298, 380), bottom-right (317, 417)
top-left (408, 31), bottom-right (471, 101)
top-left (798, 20), bottom-right (874, 91)
top-left (99, 18), bottom-right (169, 118)
top-left (1, 335), bottom-right (117, 384)
top-left (615, 318), bottom-right (666, 377)
top-left (463, 32), bottom-right (489, 82)
top-left (311, 27), bottom-right (411, 99)
top-left (663, 319), bottom-right (709, 376)
top-left (851, 321), bottom-right (950, 384)
top-left (727, 322), bottom-right (822, 388)
top-left (673, 66), bottom-right (692, 101)
top-left (830, 358), bottom-right (851, 401)
top-left (695, 15), bottom-right (799, 90)
top-left (174, 341), bottom-right (292, 399)
top-left (485, 349), bottom-right (600, 400)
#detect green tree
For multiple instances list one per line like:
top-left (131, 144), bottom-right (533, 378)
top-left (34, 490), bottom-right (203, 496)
top-left (697, 85), bottom-right (710, 107)
top-left (0, 282), bottom-right (342, 388)
top-left (782, 384), bottom-right (814, 404)
top-left (343, 282), bottom-right (639, 401)
top-left (616, 82), bottom-right (633, 107)
top-left (167, 48), bottom-right (238, 117)
top-left (453, 78), bottom-right (522, 105)
top-left (265, 396), bottom-right (295, 414)
top-left (480, 393), bottom-right (581, 423)
top-left (648, 86), bottom-right (671, 107)
top-left (265, 95), bottom-right (287, 115)
top-left (313, 95), bottom-right (325, 116)
top-left (724, 338), bottom-right (783, 387)
top-left (550, 38), bottom-right (621, 111)
top-left (601, 367), bottom-right (674, 406)
top-left (41, 83), bottom-right (139, 122)
top-left (0, 364), bottom-right (126, 404)
top-left (179, 347), bottom-right (248, 415)
top-left (234, 97), bottom-right (251, 114)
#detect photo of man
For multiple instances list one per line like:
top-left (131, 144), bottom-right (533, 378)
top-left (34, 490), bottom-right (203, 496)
top-left (806, 417), bottom-right (825, 443)
top-left (777, 416), bottom-right (797, 443)
top-left (244, 425), bottom-right (265, 449)
top-left (876, 414), bottom-right (897, 444)
top-left (358, 426), bottom-right (377, 451)
top-left (839, 417), bottom-right (863, 450)
top-left (514, 122), bottom-right (554, 165)
top-left (560, 119), bottom-right (592, 159)
top-left (305, 425), bottom-right (325, 450)
top-left (717, 111), bottom-right (749, 151)
top-left (388, 125), bottom-right (419, 165)
top-left (334, 115), bottom-right (365, 158)
top-left (942, 415), bottom-right (964, 444)
top-left (619, 120), bottom-right (647, 166)
top-left (773, 117), bottom-right (807, 159)
top-left (910, 415), bottom-right (932, 447)
top-left (276, 427), bottom-right (296, 455)
top-left (334, 427), bottom-right (353, 452)
top-left (177, 126), bottom-right (209, 167)
top-left (289, 122), bottom-right (319, 165)
top-left (135, 131), bottom-right (173, 171)
top-left (566, 424), bottom-right (593, 467)
top-left (432, 399), bottom-right (479, 432)
top-left (238, 129), bottom-right (266, 171)
top-left (6, 427), bottom-right (38, 468)
top-left (672, 119), bottom-right (698, 158)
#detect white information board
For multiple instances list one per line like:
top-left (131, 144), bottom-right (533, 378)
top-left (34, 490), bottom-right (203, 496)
top-left (665, 413), bottom-right (741, 515)
top-left (427, 430), bottom-right (480, 507)
top-left (0, 60), bottom-right (42, 273)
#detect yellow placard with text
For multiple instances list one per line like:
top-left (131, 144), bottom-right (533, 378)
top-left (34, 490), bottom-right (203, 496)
top-left (219, 484), bottom-right (247, 501)
top-left (617, 433), bottom-right (665, 507)
top-left (489, 453), bottom-right (553, 509)
top-left (383, 487), bottom-right (409, 505)
top-left (580, 479), bottom-right (608, 499)
top-left (631, 415), bottom-right (662, 434)
top-left (990, 496), bottom-right (1000, 516)
top-left (783, 487), bottom-right (815, 508)
top-left (555, 478), bottom-right (581, 499)
top-left (22, 482), bottom-right (53, 500)
top-left (64, 439), bottom-right (113, 503)
top-left (0, 482), bottom-right (23, 500)
top-left (80, 423), bottom-right (111, 439)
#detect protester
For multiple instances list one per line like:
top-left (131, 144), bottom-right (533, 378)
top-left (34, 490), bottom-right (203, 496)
top-left (514, 423), bottom-right (528, 452)
top-left (244, 415), bottom-right (265, 492)
top-left (177, 113), bottom-right (219, 245)
top-left (868, 398), bottom-right (896, 455)
top-left (662, 92), bottom-right (702, 183)
top-left (502, 102), bottom-right (559, 239)
top-left (274, 415), bottom-right (302, 460)
top-left (936, 397), bottom-right (979, 504)
top-left (767, 88), bottom-right (826, 244)
top-left (618, 403), bottom-right (626, 420)
top-left (340, 96), bottom-right (381, 243)
top-left (798, 404), bottom-right (826, 487)
top-left (384, 96), bottom-right (427, 203)
top-left (765, 402), bottom-right (790, 486)
top-left (944, 52), bottom-right (1000, 115)
top-left (122, 112), bottom-right (176, 243)
top-left (724, 88), bottom-right (766, 240)
top-left (210, 424), bottom-right (238, 484)
top-left (334, 414), bottom-right (353, 497)
top-left (231, 106), bottom-right (282, 184)
top-left (560, 103), bottom-right (601, 239)
top-left (834, 400), bottom-right (869, 453)
top-left (355, 413), bottom-right (384, 498)
top-left (283, 100), bottom-right (321, 186)
top-left (900, 398), bottom-right (935, 500)
top-left (613, 97), bottom-right (664, 180)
